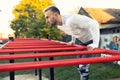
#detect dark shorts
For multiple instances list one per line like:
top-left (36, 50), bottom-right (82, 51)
top-left (75, 38), bottom-right (93, 46)
top-left (75, 38), bottom-right (94, 58)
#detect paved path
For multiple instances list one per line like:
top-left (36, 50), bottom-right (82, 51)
top-left (1, 74), bottom-right (49, 80)
top-left (1, 74), bottom-right (120, 80)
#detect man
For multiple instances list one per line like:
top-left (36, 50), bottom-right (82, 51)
top-left (44, 6), bottom-right (100, 80)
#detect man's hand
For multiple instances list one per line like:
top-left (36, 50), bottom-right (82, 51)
top-left (67, 41), bottom-right (74, 45)
top-left (87, 46), bottom-right (93, 51)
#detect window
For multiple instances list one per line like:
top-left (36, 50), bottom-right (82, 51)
top-left (117, 29), bottom-right (120, 33)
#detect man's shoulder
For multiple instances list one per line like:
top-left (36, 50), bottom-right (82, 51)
top-left (62, 14), bottom-right (89, 25)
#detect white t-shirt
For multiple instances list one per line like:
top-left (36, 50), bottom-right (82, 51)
top-left (57, 14), bottom-right (100, 48)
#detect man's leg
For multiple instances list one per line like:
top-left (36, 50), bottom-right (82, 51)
top-left (75, 39), bottom-right (92, 80)
top-left (77, 64), bottom-right (90, 80)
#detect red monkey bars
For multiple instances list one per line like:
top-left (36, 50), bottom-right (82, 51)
top-left (0, 38), bottom-right (120, 80)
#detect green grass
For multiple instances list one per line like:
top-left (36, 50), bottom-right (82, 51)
top-left (0, 56), bottom-right (120, 80)
top-left (90, 63), bottom-right (120, 80)
top-left (42, 56), bottom-right (120, 80)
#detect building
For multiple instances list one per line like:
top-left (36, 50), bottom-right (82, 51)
top-left (79, 7), bottom-right (120, 51)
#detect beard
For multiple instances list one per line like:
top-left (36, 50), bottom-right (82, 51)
top-left (50, 17), bottom-right (57, 27)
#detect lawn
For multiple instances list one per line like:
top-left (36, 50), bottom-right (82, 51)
top-left (43, 56), bottom-right (120, 80)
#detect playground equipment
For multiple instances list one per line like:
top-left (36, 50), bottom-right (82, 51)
top-left (0, 38), bottom-right (120, 80)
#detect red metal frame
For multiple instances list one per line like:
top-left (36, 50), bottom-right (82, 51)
top-left (0, 38), bottom-right (120, 80)
top-left (0, 55), bottom-right (120, 72)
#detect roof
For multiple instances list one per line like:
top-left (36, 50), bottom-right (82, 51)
top-left (79, 7), bottom-right (120, 24)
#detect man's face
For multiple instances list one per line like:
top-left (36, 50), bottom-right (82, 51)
top-left (44, 10), bottom-right (57, 27)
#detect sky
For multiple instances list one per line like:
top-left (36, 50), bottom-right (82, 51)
top-left (0, 0), bottom-right (120, 37)
top-left (0, 0), bottom-right (21, 37)
top-left (53, 0), bottom-right (120, 14)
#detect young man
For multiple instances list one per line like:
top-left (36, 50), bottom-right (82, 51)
top-left (44, 6), bottom-right (100, 80)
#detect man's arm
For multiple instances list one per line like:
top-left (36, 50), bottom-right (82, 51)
top-left (87, 20), bottom-right (100, 50)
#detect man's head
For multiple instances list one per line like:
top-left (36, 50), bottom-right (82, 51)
top-left (44, 6), bottom-right (62, 27)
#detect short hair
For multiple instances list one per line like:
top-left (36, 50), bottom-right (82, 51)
top-left (44, 6), bottom-right (60, 14)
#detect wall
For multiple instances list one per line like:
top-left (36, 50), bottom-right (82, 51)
top-left (100, 26), bottom-right (120, 50)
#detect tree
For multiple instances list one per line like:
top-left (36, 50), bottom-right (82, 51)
top-left (10, 0), bottom-right (62, 40)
